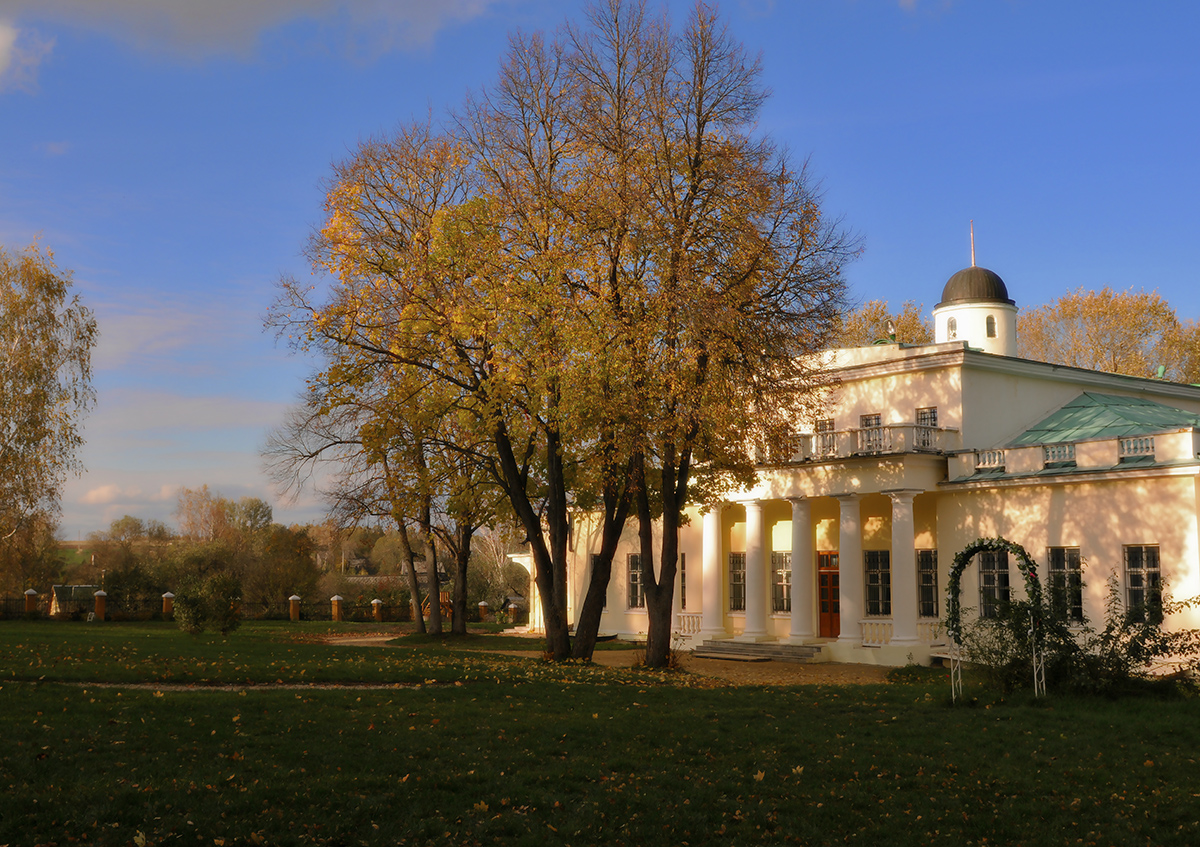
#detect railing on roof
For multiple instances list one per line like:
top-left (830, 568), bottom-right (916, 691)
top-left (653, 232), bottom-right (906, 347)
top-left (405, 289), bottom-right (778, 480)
top-left (975, 449), bottom-right (1005, 471)
top-left (1118, 436), bottom-right (1155, 459)
top-left (769, 424), bottom-right (953, 463)
top-left (1043, 443), bottom-right (1076, 464)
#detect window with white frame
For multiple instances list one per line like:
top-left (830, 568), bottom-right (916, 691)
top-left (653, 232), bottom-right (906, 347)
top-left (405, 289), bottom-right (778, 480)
top-left (1125, 545), bottom-right (1161, 621)
top-left (947, 316), bottom-right (958, 339)
top-left (815, 418), bottom-right (836, 456)
top-left (772, 551), bottom-right (791, 613)
top-left (729, 552), bottom-right (746, 612)
top-left (979, 550), bottom-right (1010, 618)
top-left (627, 553), bottom-right (644, 609)
top-left (1048, 547), bottom-right (1083, 622)
top-left (859, 413), bottom-right (884, 453)
top-left (917, 549), bottom-right (938, 618)
top-left (864, 550), bottom-right (891, 616)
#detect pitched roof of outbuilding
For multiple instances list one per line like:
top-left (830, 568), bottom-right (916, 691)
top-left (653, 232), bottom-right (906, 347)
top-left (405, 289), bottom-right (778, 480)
top-left (1008, 392), bottom-right (1200, 446)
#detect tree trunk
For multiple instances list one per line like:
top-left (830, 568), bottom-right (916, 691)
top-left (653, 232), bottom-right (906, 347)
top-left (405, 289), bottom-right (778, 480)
top-left (451, 519), bottom-right (472, 635)
top-left (395, 522), bottom-right (425, 634)
top-left (491, 419), bottom-right (572, 659)
top-left (419, 517), bottom-right (441, 635)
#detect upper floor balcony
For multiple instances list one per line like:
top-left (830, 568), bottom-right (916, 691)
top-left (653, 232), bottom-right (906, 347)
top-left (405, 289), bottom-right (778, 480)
top-left (763, 424), bottom-right (961, 464)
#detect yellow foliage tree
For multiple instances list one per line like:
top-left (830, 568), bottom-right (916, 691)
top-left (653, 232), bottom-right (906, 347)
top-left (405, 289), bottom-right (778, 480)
top-left (1017, 287), bottom-right (1192, 380)
top-left (270, 0), bottom-right (855, 663)
top-left (0, 244), bottom-right (96, 553)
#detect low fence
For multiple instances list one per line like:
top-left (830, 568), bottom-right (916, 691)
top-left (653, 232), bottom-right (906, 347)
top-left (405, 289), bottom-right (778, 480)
top-left (0, 594), bottom-right (514, 624)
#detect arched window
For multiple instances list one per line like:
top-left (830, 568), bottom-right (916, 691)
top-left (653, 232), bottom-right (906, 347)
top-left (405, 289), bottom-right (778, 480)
top-left (947, 317), bottom-right (957, 339)
top-left (986, 315), bottom-right (997, 338)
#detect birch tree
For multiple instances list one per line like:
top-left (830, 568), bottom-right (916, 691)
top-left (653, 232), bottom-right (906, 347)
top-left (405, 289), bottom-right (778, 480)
top-left (0, 244), bottom-right (96, 540)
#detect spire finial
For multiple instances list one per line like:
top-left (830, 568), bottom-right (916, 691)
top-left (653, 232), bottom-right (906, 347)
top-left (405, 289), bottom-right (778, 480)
top-left (970, 220), bottom-right (976, 267)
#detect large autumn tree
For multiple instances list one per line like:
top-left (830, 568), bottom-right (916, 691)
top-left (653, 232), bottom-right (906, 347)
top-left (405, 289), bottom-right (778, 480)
top-left (0, 244), bottom-right (96, 547)
top-left (271, 0), bottom-right (853, 663)
top-left (1018, 287), bottom-right (1199, 382)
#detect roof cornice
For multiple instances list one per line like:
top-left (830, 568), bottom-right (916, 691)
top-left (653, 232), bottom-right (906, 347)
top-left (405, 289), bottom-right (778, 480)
top-left (830, 344), bottom-right (1200, 403)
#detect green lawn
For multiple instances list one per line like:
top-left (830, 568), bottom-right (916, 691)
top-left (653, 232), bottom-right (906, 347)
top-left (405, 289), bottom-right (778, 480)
top-left (2, 621), bottom-right (1199, 847)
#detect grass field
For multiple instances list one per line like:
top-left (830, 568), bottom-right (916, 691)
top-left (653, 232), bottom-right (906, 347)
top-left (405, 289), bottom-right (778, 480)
top-left (2, 621), bottom-right (1200, 847)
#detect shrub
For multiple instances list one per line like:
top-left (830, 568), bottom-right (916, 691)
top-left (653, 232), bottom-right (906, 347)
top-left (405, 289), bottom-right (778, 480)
top-left (174, 573), bottom-right (243, 636)
top-left (959, 575), bottom-right (1200, 696)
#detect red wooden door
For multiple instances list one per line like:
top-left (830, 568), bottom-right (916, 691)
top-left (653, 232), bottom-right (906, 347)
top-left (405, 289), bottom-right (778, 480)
top-left (817, 552), bottom-right (840, 638)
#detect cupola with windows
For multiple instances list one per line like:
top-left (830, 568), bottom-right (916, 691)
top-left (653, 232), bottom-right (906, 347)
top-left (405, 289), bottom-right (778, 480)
top-left (933, 264), bottom-right (1018, 356)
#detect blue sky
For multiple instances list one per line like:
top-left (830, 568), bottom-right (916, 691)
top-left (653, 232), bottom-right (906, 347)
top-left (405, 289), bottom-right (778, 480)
top-left (1, 0), bottom-right (1197, 537)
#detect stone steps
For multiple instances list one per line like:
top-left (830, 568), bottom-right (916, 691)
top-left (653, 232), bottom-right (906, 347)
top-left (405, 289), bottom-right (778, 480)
top-left (691, 638), bottom-right (822, 664)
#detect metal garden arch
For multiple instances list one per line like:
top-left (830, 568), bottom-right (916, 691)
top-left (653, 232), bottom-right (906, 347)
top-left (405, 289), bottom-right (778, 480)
top-left (944, 537), bottom-right (1047, 701)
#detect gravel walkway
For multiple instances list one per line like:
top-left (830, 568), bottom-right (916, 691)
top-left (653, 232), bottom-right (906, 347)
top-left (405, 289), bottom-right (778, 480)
top-left (330, 636), bottom-right (891, 686)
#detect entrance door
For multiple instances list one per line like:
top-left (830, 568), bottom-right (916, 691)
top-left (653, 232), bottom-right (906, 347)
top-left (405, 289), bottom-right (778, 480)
top-left (817, 552), bottom-right (840, 638)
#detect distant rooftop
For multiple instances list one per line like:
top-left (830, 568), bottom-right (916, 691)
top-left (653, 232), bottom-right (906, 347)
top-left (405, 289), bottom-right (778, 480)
top-left (1008, 392), bottom-right (1200, 446)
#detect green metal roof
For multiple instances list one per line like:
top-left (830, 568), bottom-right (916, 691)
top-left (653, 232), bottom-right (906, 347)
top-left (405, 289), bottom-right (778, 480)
top-left (1008, 392), bottom-right (1200, 447)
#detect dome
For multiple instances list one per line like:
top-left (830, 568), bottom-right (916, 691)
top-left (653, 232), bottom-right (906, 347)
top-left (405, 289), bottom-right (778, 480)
top-left (937, 266), bottom-right (1013, 307)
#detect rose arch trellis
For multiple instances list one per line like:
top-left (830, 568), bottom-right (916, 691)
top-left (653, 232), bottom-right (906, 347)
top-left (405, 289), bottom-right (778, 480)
top-left (944, 537), bottom-right (1047, 701)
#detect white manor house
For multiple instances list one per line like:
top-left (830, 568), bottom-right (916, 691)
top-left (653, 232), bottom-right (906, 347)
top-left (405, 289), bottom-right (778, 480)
top-left (527, 264), bottom-right (1200, 665)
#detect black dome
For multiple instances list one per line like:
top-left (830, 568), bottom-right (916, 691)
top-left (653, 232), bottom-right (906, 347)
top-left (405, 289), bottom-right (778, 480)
top-left (938, 266), bottom-right (1013, 307)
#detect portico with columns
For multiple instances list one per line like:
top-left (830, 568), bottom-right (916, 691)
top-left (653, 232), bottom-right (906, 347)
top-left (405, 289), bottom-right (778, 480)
top-left (686, 450), bottom-right (945, 665)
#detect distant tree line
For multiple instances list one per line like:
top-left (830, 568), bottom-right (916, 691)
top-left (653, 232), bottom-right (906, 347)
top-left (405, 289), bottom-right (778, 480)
top-left (1, 485), bottom-right (528, 621)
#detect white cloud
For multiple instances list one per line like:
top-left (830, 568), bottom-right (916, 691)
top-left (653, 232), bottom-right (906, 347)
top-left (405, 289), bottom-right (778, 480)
top-left (0, 18), bottom-right (53, 91)
top-left (81, 483), bottom-right (127, 504)
top-left (0, 0), bottom-right (497, 59)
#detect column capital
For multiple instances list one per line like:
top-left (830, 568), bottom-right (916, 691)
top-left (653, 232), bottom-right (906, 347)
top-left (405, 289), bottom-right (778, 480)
top-left (832, 492), bottom-right (861, 503)
top-left (882, 488), bottom-right (924, 503)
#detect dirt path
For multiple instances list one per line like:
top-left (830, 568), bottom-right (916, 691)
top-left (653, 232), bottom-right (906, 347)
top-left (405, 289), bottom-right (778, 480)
top-left (327, 636), bottom-right (891, 686)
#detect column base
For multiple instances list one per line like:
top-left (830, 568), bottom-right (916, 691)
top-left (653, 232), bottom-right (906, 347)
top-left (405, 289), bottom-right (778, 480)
top-left (785, 634), bottom-right (817, 645)
top-left (734, 633), bottom-right (776, 643)
top-left (698, 629), bottom-right (731, 641)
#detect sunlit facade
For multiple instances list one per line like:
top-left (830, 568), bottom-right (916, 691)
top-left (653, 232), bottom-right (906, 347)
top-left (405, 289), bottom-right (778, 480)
top-left (557, 267), bottom-right (1200, 665)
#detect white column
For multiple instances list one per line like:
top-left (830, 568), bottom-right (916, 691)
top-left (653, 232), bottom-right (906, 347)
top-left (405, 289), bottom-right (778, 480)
top-left (740, 500), bottom-right (770, 641)
top-left (788, 497), bottom-right (815, 642)
top-left (887, 490), bottom-right (922, 644)
top-left (699, 503), bottom-right (726, 638)
top-left (835, 494), bottom-right (863, 645)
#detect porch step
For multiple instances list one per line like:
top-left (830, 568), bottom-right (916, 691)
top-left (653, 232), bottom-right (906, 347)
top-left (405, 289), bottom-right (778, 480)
top-left (691, 639), bottom-right (822, 664)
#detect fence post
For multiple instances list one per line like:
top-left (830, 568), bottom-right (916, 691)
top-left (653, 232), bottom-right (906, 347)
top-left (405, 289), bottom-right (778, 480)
top-left (331, 595), bottom-right (343, 622)
top-left (162, 592), bottom-right (175, 617)
top-left (371, 598), bottom-right (383, 623)
top-left (94, 591), bottom-right (107, 622)
top-left (289, 595), bottom-right (301, 622)
top-left (24, 589), bottom-right (37, 615)
top-left (478, 600), bottom-right (489, 621)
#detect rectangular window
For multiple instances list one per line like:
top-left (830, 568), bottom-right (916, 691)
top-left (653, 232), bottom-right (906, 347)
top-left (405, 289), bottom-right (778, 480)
top-left (816, 418), bottom-right (836, 457)
top-left (627, 553), bottom-right (644, 609)
top-left (859, 413), bottom-right (884, 453)
top-left (772, 551), bottom-right (791, 613)
top-left (679, 553), bottom-right (686, 611)
top-left (864, 550), bottom-right (891, 616)
top-left (979, 550), bottom-right (1010, 619)
top-left (729, 552), bottom-right (746, 612)
top-left (915, 407), bottom-right (938, 450)
top-left (917, 549), bottom-right (938, 618)
top-left (1048, 547), bottom-right (1083, 622)
top-left (1125, 545), bottom-right (1161, 621)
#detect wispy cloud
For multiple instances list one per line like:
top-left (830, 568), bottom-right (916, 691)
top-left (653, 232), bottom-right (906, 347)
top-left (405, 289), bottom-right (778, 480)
top-left (0, 0), bottom-right (498, 59)
top-left (0, 19), bottom-right (54, 91)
